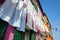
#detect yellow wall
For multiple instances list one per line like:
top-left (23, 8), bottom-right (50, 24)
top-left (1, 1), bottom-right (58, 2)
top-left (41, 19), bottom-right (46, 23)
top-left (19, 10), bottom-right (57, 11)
top-left (43, 16), bottom-right (52, 32)
top-left (46, 34), bottom-right (53, 40)
top-left (43, 16), bottom-right (53, 40)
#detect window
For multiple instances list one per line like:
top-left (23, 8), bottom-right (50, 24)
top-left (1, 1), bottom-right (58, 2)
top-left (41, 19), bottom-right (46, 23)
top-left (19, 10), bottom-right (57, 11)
top-left (30, 0), bottom-right (38, 12)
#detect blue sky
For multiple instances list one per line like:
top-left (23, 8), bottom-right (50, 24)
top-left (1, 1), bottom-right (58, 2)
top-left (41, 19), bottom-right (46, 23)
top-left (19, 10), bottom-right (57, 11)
top-left (39, 0), bottom-right (60, 40)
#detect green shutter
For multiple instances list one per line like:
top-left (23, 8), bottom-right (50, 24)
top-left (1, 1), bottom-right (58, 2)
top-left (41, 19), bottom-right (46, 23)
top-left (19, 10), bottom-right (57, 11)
top-left (30, 30), bottom-right (35, 40)
top-left (42, 18), bottom-right (44, 23)
top-left (30, 0), bottom-right (33, 4)
top-left (34, 4), bottom-right (38, 12)
top-left (0, 19), bottom-right (8, 40)
top-left (30, 0), bottom-right (38, 12)
top-left (13, 30), bottom-right (24, 40)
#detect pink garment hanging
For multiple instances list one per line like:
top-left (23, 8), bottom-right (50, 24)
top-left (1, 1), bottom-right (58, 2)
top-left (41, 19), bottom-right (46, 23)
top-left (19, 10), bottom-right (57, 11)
top-left (36, 25), bottom-right (43, 32)
top-left (3, 25), bottom-right (15, 40)
top-left (35, 33), bottom-right (39, 40)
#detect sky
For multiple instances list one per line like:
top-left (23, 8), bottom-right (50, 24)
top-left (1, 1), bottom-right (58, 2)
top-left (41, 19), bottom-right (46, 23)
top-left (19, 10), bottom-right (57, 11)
top-left (39, 0), bottom-right (60, 40)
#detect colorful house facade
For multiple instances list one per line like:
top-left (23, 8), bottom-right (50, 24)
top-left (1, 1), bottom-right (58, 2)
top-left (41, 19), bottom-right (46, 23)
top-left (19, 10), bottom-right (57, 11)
top-left (0, 0), bottom-right (53, 40)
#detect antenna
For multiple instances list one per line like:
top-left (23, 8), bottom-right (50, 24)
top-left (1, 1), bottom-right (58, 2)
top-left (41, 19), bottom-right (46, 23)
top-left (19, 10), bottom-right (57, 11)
top-left (52, 28), bottom-right (57, 32)
top-left (52, 23), bottom-right (60, 32)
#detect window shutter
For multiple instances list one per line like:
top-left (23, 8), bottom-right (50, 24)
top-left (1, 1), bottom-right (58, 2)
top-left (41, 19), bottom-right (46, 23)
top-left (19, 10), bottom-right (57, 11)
top-left (13, 30), bottom-right (23, 40)
top-left (30, 30), bottom-right (35, 40)
top-left (0, 19), bottom-right (8, 40)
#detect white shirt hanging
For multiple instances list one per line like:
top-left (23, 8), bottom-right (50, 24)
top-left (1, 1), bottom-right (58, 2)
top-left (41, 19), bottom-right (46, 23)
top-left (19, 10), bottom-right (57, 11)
top-left (16, 8), bottom-right (27, 32)
top-left (9, 0), bottom-right (27, 26)
top-left (16, 0), bottom-right (27, 32)
top-left (35, 16), bottom-right (45, 32)
top-left (26, 0), bottom-right (34, 30)
top-left (0, 0), bottom-right (18, 22)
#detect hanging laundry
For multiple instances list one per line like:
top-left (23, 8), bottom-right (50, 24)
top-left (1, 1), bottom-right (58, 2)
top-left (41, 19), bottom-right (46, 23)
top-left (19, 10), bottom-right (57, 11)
top-left (9, 0), bottom-right (27, 28)
top-left (26, 0), bottom-right (38, 32)
top-left (32, 17), bottom-right (37, 32)
top-left (16, 0), bottom-right (27, 32)
top-left (40, 20), bottom-right (45, 32)
top-left (26, 0), bottom-right (34, 30)
top-left (38, 5), bottom-right (43, 18)
top-left (0, 19), bottom-right (8, 40)
top-left (39, 32), bottom-right (46, 40)
top-left (3, 25), bottom-right (15, 40)
top-left (25, 9), bottom-right (31, 30)
top-left (16, 8), bottom-right (27, 32)
top-left (35, 16), bottom-right (45, 32)
top-left (44, 25), bottom-right (49, 33)
top-left (0, 0), bottom-right (18, 22)
top-left (26, 14), bottom-right (33, 29)
top-left (24, 0), bottom-right (28, 23)
top-left (32, 7), bottom-right (38, 32)
top-left (35, 32), bottom-right (43, 40)
top-left (26, 10), bottom-right (28, 23)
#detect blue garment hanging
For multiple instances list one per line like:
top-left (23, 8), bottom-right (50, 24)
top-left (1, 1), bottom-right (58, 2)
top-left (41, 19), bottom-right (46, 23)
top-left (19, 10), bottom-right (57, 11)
top-left (16, 0), bottom-right (27, 32)
top-left (8, 0), bottom-right (27, 32)
top-left (16, 9), bottom-right (26, 32)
